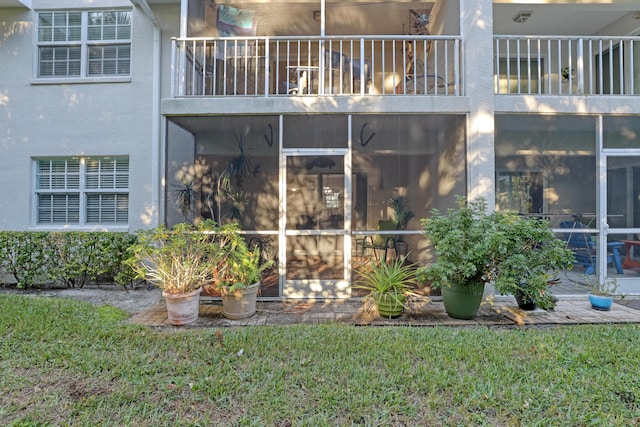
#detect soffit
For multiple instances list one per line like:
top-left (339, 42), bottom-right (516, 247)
top-left (0, 0), bottom-right (30, 8)
top-left (493, 3), bottom-right (640, 36)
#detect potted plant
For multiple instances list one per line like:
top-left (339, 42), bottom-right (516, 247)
top-left (588, 277), bottom-right (621, 311)
top-left (387, 195), bottom-right (415, 231)
top-left (561, 67), bottom-right (575, 82)
top-left (126, 221), bottom-right (225, 326)
top-left (354, 255), bottom-right (418, 318)
top-left (212, 228), bottom-right (274, 320)
top-left (387, 196), bottom-right (415, 256)
top-left (417, 196), bottom-right (575, 319)
top-left (174, 179), bottom-right (198, 224)
top-left (490, 214), bottom-right (575, 312)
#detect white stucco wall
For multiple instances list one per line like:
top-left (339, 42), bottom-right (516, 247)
top-left (0, 7), bottom-right (32, 230)
top-left (0, 2), bottom-right (180, 231)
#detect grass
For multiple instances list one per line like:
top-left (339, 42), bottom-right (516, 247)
top-left (1, 295), bottom-right (640, 426)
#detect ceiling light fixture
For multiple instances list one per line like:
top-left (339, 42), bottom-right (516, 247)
top-left (512, 11), bottom-right (532, 24)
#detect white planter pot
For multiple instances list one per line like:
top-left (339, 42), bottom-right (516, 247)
top-left (162, 288), bottom-right (202, 326)
top-left (220, 282), bottom-right (260, 320)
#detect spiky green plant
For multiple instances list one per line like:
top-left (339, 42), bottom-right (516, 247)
top-left (354, 256), bottom-right (418, 317)
top-left (174, 179), bottom-right (198, 224)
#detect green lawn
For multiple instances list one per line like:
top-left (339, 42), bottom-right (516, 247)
top-left (1, 294), bottom-right (639, 426)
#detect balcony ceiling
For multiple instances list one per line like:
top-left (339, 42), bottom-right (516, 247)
top-left (494, 3), bottom-right (640, 36)
top-left (138, 1), bottom-right (639, 37)
top-left (0, 0), bottom-right (29, 7)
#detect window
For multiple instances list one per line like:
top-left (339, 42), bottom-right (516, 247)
top-left (495, 58), bottom-right (544, 94)
top-left (596, 41), bottom-right (640, 95)
top-left (495, 114), bottom-right (597, 228)
top-left (496, 171), bottom-right (543, 214)
top-left (37, 10), bottom-right (131, 79)
top-left (36, 157), bottom-right (129, 225)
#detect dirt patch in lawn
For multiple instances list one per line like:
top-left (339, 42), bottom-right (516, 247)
top-left (0, 283), bottom-right (162, 315)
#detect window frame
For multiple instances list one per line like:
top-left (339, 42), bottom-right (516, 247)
top-left (33, 156), bottom-right (130, 229)
top-left (34, 9), bottom-right (133, 82)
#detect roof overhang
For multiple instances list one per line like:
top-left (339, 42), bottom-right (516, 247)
top-left (0, 0), bottom-right (31, 8)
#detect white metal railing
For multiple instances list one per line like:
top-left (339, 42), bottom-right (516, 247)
top-left (495, 35), bottom-right (640, 95)
top-left (171, 35), bottom-right (461, 97)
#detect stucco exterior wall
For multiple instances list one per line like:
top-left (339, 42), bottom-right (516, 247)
top-left (0, 2), bottom-right (180, 231)
top-left (0, 7), bottom-right (33, 230)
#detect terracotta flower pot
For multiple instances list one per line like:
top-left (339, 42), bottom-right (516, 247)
top-left (220, 282), bottom-right (260, 320)
top-left (162, 288), bottom-right (202, 326)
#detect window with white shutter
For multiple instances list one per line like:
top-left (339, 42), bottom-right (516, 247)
top-left (35, 157), bottom-right (129, 226)
top-left (37, 10), bottom-right (131, 79)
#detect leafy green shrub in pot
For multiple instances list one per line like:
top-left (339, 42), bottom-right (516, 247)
top-left (417, 196), bottom-right (575, 318)
top-left (489, 211), bottom-right (576, 311)
top-left (211, 231), bottom-right (274, 320)
top-left (214, 236), bottom-right (273, 292)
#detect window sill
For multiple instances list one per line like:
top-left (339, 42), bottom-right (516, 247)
top-left (31, 76), bottom-right (131, 85)
top-left (28, 225), bottom-right (130, 232)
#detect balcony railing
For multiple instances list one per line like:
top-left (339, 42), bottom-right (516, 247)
top-left (171, 36), bottom-right (461, 98)
top-left (495, 35), bottom-right (640, 95)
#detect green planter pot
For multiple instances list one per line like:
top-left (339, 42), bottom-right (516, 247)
top-left (441, 281), bottom-right (485, 320)
top-left (375, 293), bottom-right (405, 318)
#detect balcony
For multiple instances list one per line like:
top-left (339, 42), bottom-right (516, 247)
top-left (495, 36), bottom-right (640, 96)
top-left (171, 36), bottom-right (461, 98)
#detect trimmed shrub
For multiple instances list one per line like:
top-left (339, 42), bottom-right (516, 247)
top-left (0, 231), bottom-right (138, 289)
top-left (0, 231), bottom-right (52, 289)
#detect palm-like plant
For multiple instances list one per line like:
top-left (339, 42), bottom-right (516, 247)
top-left (355, 256), bottom-right (418, 318)
top-left (220, 134), bottom-right (256, 190)
top-left (387, 196), bottom-right (415, 230)
top-left (217, 134), bottom-right (259, 223)
top-left (174, 179), bottom-right (198, 224)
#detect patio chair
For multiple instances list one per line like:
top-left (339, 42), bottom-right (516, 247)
top-left (324, 50), bottom-right (350, 93)
top-left (361, 219), bottom-right (397, 262)
top-left (560, 221), bottom-right (623, 274)
top-left (351, 60), bottom-right (371, 93)
top-left (561, 221), bottom-right (595, 273)
top-left (279, 81), bottom-right (299, 95)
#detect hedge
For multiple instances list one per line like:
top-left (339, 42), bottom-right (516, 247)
top-left (0, 231), bottom-right (138, 289)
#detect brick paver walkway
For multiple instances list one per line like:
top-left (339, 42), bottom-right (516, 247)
top-left (129, 296), bottom-right (640, 328)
